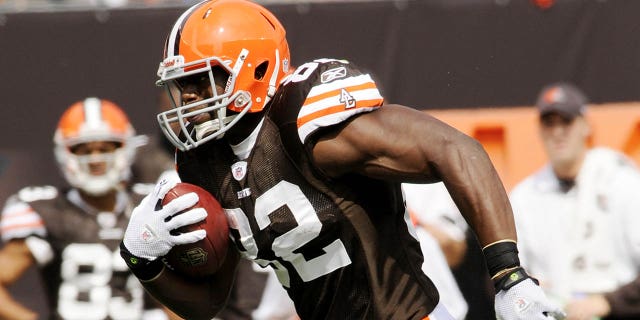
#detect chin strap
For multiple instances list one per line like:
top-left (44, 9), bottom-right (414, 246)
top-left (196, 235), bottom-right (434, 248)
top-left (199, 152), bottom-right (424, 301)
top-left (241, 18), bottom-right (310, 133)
top-left (194, 120), bottom-right (220, 141)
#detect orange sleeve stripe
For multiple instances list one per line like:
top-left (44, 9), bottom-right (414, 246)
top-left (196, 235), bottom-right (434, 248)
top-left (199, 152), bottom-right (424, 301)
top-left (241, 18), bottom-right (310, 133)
top-left (297, 98), bottom-right (383, 128)
top-left (303, 81), bottom-right (379, 107)
top-left (1, 221), bottom-right (45, 232)
top-left (408, 209), bottom-right (419, 226)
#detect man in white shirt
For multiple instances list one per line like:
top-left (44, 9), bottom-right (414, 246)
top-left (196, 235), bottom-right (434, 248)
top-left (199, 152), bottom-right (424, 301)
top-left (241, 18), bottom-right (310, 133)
top-left (510, 83), bottom-right (640, 320)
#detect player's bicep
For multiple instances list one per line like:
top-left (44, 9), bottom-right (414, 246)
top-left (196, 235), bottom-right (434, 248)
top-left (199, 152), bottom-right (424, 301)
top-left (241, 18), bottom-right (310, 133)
top-left (0, 239), bottom-right (35, 285)
top-left (313, 104), bottom-right (468, 182)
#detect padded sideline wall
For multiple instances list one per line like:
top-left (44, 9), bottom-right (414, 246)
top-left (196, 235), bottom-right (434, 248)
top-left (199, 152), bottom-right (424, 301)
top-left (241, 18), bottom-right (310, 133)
top-left (2, 0), bottom-right (640, 200)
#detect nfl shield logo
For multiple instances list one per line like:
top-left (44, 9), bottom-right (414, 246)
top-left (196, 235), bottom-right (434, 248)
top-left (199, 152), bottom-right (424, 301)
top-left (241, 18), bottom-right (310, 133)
top-left (231, 161), bottom-right (247, 181)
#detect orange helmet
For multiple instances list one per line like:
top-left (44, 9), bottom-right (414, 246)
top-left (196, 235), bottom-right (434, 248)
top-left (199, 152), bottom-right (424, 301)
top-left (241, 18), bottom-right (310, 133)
top-left (54, 98), bottom-right (145, 195)
top-left (156, 0), bottom-right (291, 151)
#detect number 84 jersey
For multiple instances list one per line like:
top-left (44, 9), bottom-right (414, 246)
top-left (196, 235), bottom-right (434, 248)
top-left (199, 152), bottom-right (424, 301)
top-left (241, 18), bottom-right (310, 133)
top-left (176, 59), bottom-right (439, 319)
top-left (1, 186), bottom-right (148, 320)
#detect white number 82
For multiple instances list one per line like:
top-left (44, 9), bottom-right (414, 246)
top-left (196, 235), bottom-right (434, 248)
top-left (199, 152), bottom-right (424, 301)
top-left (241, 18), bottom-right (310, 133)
top-left (226, 181), bottom-right (352, 288)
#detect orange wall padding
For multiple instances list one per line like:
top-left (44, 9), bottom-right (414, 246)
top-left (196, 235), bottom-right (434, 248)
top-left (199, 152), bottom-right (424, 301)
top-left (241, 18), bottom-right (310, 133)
top-left (425, 102), bottom-right (640, 191)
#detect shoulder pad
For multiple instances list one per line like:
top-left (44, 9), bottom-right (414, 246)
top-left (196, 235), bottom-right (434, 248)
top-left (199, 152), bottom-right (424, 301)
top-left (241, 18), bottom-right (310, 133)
top-left (283, 59), bottom-right (384, 143)
top-left (16, 185), bottom-right (58, 203)
top-left (2, 187), bottom-right (50, 242)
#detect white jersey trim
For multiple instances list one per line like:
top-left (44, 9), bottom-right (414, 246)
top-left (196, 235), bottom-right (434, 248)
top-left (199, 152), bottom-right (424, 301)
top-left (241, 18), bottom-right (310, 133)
top-left (0, 201), bottom-right (46, 242)
top-left (300, 88), bottom-right (383, 118)
top-left (298, 106), bottom-right (379, 143)
top-left (25, 235), bottom-right (54, 266)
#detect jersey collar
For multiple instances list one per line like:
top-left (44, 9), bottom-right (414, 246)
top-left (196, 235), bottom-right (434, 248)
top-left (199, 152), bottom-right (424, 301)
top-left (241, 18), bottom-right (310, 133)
top-left (230, 118), bottom-right (264, 160)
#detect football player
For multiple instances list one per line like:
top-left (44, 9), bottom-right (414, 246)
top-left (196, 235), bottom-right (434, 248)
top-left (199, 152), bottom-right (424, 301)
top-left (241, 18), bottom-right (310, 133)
top-left (0, 98), bottom-right (168, 320)
top-left (120, 1), bottom-right (564, 319)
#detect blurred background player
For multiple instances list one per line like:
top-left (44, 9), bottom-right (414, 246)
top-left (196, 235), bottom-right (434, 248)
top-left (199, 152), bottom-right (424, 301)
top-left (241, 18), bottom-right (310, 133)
top-left (510, 83), bottom-right (640, 320)
top-left (128, 91), bottom-right (179, 192)
top-left (0, 97), bottom-right (174, 320)
top-left (402, 182), bottom-right (469, 320)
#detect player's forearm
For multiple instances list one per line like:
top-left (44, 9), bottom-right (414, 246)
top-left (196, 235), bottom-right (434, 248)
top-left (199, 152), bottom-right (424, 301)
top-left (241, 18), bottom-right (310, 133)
top-left (439, 135), bottom-right (516, 246)
top-left (134, 249), bottom-right (240, 320)
top-left (0, 285), bottom-right (38, 320)
top-left (141, 270), bottom-right (225, 320)
top-left (435, 135), bottom-right (533, 290)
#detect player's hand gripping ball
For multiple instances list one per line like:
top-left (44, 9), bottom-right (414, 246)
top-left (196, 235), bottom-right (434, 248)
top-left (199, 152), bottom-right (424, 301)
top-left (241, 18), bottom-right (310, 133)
top-left (161, 183), bottom-right (229, 278)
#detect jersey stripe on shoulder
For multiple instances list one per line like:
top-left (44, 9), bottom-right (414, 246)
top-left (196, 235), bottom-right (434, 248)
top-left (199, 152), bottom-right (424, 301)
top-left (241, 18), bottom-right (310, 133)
top-left (1, 201), bottom-right (46, 242)
top-left (297, 74), bottom-right (383, 142)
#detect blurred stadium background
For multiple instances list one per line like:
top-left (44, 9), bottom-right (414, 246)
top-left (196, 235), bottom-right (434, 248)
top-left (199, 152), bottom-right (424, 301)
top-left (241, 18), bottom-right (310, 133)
top-left (1, 0), bottom-right (640, 319)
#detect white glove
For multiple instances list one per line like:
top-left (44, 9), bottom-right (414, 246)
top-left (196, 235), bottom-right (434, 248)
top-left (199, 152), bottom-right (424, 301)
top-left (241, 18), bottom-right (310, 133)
top-left (123, 177), bottom-right (207, 260)
top-left (495, 278), bottom-right (566, 320)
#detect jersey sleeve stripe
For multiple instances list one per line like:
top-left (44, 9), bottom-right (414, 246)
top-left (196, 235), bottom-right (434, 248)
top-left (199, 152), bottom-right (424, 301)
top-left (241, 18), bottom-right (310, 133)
top-left (1, 203), bottom-right (47, 241)
top-left (303, 81), bottom-right (378, 107)
top-left (299, 87), bottom-right (383, 119)
top-left (306, 74), bottom-right (376, 97)
top-left (1, 221), bottom-right (46, 242)
top-left (298, 97), bottom-right (383, 129)
top-left (297, 104), bottom-right (381, 143)
top-left (1, 221), bottom-right (45, 232)
top-left (2, 206), bottom-right (35, 218)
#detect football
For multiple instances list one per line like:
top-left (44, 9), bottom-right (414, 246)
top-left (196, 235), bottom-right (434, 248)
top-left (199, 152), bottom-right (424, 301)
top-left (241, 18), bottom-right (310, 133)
top-left (161, 182), bottom-right (229, 278)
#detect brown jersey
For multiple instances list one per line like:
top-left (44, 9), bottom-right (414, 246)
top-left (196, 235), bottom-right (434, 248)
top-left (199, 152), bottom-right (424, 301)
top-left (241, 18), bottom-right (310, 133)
top-left (177, 59), bottom-right (439, 319)
top-left (1, 186), bottom-right (148, 320)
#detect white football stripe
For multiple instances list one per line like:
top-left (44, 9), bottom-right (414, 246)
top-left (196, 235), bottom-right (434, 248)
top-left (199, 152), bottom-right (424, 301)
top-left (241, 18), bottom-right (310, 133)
top-left (83, 97), bottom-right (102, 129)
top-left (299, 88), bottom-right (383, 118)
top-left (166, 1), bottom-right (206, 57)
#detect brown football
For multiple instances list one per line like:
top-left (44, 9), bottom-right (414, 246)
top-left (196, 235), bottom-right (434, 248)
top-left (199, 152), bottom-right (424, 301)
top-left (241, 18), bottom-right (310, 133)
top-left (161, 182), bottom-right (229, 278)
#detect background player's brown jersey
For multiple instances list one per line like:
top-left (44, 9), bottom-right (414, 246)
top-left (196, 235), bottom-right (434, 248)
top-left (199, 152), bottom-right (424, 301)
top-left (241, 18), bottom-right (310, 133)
top-left (1, 186), bottom-right (148, 320)
top-left (177, 59), bottom-right (439, 319)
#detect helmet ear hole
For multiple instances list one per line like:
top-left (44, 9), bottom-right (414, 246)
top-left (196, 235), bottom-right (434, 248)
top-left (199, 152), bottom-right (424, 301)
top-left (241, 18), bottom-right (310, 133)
top-left (254, 61), bottom-right (269, 80)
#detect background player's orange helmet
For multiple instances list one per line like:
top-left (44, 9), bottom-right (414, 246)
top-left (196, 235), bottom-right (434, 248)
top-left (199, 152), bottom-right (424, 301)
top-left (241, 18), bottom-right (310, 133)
top-left (156, 0), bottom-right (291, 151)
top-left (54, 98), bottom-right (145, 195)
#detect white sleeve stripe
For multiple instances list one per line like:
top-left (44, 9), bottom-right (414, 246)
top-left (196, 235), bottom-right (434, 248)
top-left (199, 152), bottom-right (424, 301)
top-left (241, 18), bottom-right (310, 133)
top-left (299, 88), bottom-right (383, 118)
top-left (2, 207), bottom-right (35, 218)
top-left (0, 213), bottom-right (43, 228)
top-left (307, 74), bottom-right (375, 97)
top-left (1, 207), bottom-right (43, 226)
top-left (298, 106), bottom-right (379, 143)
top-left (2, 202), bottom-right (32, 214)
top-left (1, 203), bottom-right (46, 241)
top-left (1, 216), bottom-right (41, 227)
top-left (1, 225), bottom-right (47, 242)
top-left (1, 218), bottom-right (45, 231)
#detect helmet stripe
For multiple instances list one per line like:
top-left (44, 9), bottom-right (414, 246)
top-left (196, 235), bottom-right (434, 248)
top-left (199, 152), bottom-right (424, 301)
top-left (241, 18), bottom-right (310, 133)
top-left (166, 0), bottom-right (208, 57)
top-left (83, 97), bottom-right (103, 129)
